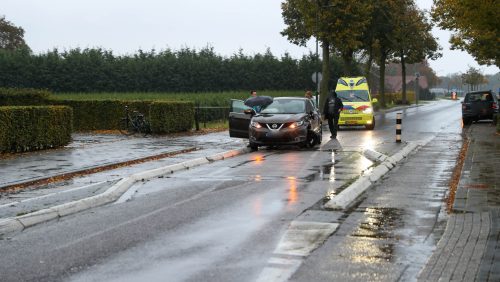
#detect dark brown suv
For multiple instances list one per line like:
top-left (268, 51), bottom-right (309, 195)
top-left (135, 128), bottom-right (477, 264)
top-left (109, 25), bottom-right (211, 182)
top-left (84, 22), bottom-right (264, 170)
top-left (461, 90), bottom-right (499, 125)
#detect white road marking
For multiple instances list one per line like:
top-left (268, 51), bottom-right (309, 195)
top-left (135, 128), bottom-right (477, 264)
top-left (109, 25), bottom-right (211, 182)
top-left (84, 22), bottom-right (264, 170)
top-left (256, 220), bottom-right (339, 282)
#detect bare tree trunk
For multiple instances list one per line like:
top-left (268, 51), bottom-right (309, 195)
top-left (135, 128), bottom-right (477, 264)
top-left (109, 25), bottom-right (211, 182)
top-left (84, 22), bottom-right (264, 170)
top-left (401, 51), bottom-right (407, 104)
top-left (364, 47), bottom-right (373, 86)
top-left (379, 50), bottom-right (387, 108)
top-left (319, 40), bottom-right (330, 113)
top-left (343, 49), bottom-right (354, 76)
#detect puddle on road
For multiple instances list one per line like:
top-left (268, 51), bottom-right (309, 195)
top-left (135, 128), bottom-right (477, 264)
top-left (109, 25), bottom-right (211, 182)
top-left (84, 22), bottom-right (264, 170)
top-left (229, 153), bottom-right (272, 168)
top-left (306, 150), bottom-right (362, 181)
top-left (347, 240), bottom-right (395, 264)
top-left (306, 150), bottom-right (375, 202)
top-left (344, 207), bottom-right (404, 263)
top-left (351, 207), bottom-right (404, 239)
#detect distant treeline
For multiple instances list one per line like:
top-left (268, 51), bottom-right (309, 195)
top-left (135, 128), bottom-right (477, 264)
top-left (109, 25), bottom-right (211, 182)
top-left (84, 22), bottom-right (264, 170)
top-left (0, 47), bottom-right (349, 93)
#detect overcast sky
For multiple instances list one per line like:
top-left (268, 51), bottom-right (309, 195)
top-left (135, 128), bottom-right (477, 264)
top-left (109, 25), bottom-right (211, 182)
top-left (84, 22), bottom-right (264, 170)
top-left (3, 0), bottom-right (499, 76)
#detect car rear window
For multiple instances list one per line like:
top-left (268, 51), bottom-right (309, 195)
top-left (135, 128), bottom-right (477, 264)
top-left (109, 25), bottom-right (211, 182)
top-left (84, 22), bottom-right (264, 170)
top-left (465, 92), bottom-right (492, 102)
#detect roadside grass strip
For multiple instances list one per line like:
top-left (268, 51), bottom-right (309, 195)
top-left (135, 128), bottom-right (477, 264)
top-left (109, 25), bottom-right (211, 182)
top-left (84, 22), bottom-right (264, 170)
top-left (0, 147), bottom-right (251, 236)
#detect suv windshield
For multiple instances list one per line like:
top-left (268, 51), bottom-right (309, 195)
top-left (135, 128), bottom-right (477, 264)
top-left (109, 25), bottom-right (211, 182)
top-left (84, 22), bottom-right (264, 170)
top-left (261, 99), bottom-right (305, 114)
top-left (337, 90), bottom-right (370, 102)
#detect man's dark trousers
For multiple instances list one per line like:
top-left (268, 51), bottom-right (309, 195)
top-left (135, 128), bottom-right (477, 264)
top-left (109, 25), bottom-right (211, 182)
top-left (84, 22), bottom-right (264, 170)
top-left (327, 115), bottom-right (339, 138)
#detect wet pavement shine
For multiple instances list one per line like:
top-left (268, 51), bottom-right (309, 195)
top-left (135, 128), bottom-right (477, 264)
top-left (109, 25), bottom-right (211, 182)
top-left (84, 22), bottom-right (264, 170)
top-left (291, 131), bottom-right (461, 282)
top-left (1, 100), bottom-right (498, 281)
top-left (0, 132), bottom-right (242, 189)
top-left (419, 122), bottom-right (500, 281)
top-left (0, 131), bottom-right (246, 218)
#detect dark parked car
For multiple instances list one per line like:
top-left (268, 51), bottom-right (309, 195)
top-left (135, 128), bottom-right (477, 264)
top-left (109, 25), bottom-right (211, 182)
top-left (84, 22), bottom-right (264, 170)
top-left (461, 90), bottom-right (498, 125)
top-left (229, 97), bottom-right (322, 150)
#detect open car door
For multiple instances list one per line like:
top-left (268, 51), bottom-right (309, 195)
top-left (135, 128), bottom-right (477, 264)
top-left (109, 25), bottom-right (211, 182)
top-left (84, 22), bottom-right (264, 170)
top-left (229, 99), bottom-right (252, 138)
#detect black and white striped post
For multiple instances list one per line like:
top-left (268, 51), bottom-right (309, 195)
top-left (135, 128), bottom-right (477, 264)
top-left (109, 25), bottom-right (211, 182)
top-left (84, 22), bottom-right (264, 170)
top-left (396, 112), bottom-right (402, 143)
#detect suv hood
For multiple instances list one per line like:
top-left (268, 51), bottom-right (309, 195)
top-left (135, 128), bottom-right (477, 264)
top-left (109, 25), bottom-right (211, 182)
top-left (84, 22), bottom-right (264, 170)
top-left (252, 113), bottom-right (306, 123)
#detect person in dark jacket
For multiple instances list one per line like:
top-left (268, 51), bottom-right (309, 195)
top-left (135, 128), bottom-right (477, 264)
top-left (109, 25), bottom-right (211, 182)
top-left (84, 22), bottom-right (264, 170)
top-left (323, 90), bottom-right (344, 139)
top-left (249, 90), bottom-right (261, 113)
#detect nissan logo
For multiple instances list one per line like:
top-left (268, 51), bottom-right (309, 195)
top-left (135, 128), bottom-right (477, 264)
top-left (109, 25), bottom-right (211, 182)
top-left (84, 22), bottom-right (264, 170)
top-left (272, 124), bottom-right (278, 129)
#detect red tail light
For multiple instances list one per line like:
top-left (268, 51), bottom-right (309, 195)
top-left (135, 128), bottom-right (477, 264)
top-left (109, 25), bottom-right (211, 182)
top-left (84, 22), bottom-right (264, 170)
top-left (492, 102), bottom-right (498, 110)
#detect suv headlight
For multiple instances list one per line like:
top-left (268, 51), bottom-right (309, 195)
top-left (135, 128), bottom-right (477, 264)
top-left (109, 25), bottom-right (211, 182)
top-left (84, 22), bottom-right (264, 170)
top-left (289, 120), bottom-right (304, 129)
top-left (362, 107), bottom-right (373, 114)
top-left (251, 121), bottom-right (262, 128)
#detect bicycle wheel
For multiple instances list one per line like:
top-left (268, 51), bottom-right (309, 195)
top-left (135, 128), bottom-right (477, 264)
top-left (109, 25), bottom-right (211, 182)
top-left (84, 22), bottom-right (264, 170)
top-left (141, 120), bottom-right (151, 137)
top-left (134, 118), bottom-right (150, 137)
top-left (119, 117), bottom-right (134, 136)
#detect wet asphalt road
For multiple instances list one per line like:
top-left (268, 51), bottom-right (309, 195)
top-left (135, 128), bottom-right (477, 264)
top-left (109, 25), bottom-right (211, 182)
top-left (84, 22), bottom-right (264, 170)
top-left (0, 100), bottom-right (463, 281)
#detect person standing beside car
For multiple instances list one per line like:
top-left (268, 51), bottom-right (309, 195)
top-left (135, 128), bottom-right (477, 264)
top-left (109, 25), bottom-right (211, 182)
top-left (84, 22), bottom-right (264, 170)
top-left (304, 90), bottom-right (313, 104)
top-left (323, 90), bottom-right (343, 139)
top-left (249, 90), bottom-right (261, 113)
top-left (305, 90), bottom-right (317, 108)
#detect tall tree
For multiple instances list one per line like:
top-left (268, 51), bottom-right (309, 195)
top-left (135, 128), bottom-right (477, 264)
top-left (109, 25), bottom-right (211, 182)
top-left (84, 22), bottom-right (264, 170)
top-left (432, 0), bottom-right (500, 67)
top-left (281, 0), bottom-right (372, 111)
top-left (461, 67), bottom-right (487, 91)
top-left (393, 2), bottom-right (441, 103)
top-left (370, 0), bottom-right (401, 108)
top-left (0, 16), bottom-right (29, 51)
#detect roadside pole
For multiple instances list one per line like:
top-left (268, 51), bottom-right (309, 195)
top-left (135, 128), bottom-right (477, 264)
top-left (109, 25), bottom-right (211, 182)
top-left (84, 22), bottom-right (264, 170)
top-left (396, 113), bottom-right (402, 143)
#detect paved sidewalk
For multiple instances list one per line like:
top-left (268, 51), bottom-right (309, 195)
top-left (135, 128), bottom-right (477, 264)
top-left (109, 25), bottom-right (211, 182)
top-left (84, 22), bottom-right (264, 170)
top-left (0, 131), bottom-right (243, 189)
top-left (418, 123), bottom-right (500, 281)
top-left (0, 131), bottom-right (247, 219)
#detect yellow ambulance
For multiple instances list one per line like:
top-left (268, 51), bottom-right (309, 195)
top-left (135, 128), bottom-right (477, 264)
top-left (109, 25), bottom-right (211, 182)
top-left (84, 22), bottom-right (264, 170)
top-left (335, 76), bottom-right (377, 130)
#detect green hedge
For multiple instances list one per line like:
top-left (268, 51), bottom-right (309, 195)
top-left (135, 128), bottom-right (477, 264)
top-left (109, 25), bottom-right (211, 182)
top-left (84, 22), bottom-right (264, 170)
top-left (56, 100), bottom-right (194, 133)
top-left (150, 101), bottom-right (194, 133)
top-left (0, 88), bottom-right (51, 106)
top-left (0, 47), bottom-right (342, 93)
top-left (0, 88), bottom-right (196, 133)
top-left (0, 106), bottom-right (73, 152)
top-left (57, 100), bottom-right (151, 131)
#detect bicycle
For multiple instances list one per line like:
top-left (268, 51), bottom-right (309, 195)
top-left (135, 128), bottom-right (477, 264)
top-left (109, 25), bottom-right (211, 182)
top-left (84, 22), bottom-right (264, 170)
top-left (119, 106), bottom-right (151, 136)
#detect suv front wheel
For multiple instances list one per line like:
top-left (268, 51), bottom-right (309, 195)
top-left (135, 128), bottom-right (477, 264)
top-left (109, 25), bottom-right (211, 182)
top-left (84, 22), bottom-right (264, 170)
top-left (365, 117), bottom-right (375, 130)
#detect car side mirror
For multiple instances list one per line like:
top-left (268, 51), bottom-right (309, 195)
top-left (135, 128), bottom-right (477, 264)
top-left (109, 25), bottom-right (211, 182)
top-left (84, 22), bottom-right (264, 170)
top-left (244, 109), bottom-right (255, 115)
top-left (372, 98), bottom-right (378, 103)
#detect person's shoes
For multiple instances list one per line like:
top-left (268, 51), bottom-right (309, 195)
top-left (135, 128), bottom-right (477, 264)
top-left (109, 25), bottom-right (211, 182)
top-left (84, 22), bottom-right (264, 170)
top-left (330, 135), bottom-right (336, 139)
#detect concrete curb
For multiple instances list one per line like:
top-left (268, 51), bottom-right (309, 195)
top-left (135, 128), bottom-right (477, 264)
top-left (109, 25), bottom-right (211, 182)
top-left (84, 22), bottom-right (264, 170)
top-left (0, 147), bottom-right (199, 192)
top-left (0, 147), bottom-right (252, 236)
top-left (324, 142), bottom-right (419, 210)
